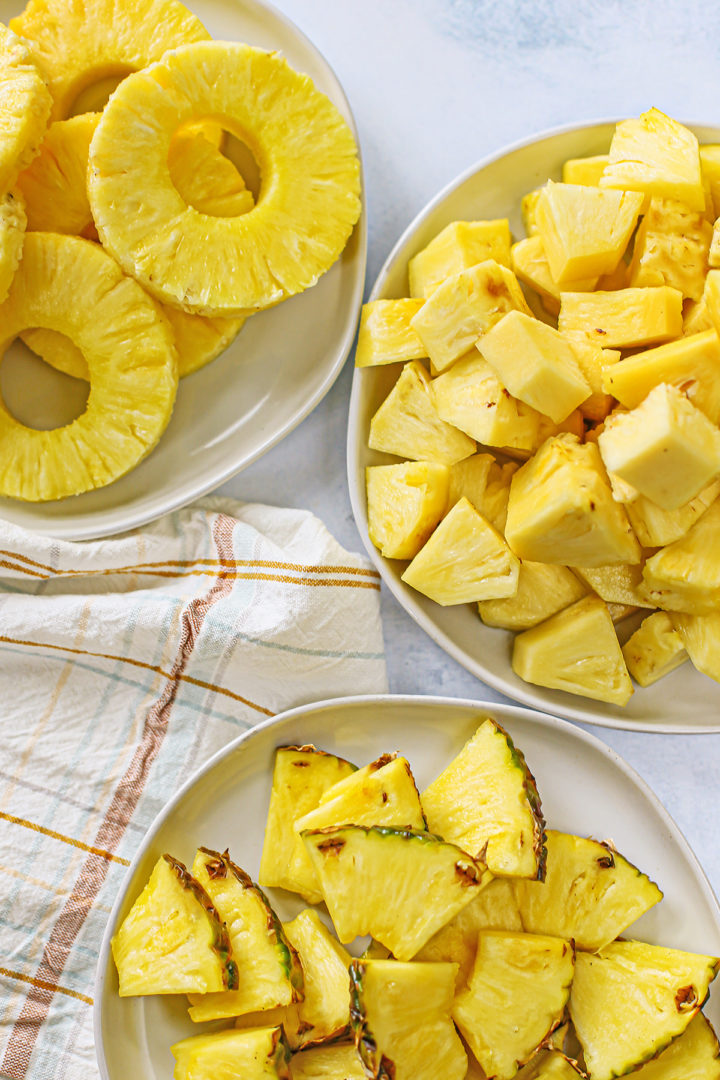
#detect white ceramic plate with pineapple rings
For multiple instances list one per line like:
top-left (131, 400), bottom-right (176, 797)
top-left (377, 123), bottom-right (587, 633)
top-left (94, 694), bottom-right (720, 1079)
top-left (347, 119), bottom-right (720, 734)
top-left (0, 0), bottom-right (365, 539)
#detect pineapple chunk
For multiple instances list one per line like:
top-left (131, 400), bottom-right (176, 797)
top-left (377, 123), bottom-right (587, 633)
top-left (626, 480), bottom-right (720, 547)
top-left (683, 294), bottom-right (714, 335)
top-left (622, 612), bottom-right (689, 687)
top-left (514, 1050), bottom-right (582, 1080)
top-left (421, 716), bottom-right (546, 879)
top-left (628, 197), bottom-right (712, 301)
top-left (671, 611), bottom-right (720, 682)
top-left (234, 1007), bottom-right (301, 1050)
top-left (599, 108), bottom-right (705, 211)
top-left (536, 182), bottom-right (643, 284)
top-left (571, 563), bottom-right (654, 608)
top-left (301, 825), bottom-right (490, 960)
top-left (366, 461), bottom-right (449, 559)
top-left (408, 219), bottom-right (512, 298)
top-left (369, 360), bottom-right (476, 465)
top-left (480, 460), bottom-right (519, 533)
top-left (111, 855), bottom-right (237, 997)
top-left (563, 334), bottom-right (621, 422)
top-left (641, 499), bottom-right (720, 613)
top-left (355, 299), bottom-right (427, 367)
top-left (628, 1013), bottom-right (720, 1080)
top-left (703, 269), bottom-right (720, 340)
top-left (597, 384), bottom-right (720, 510)
top-left (296, 753), bottom-right (425, 834)
top-left (512, 595), bottom-right (634, 706)
top-left (478, 562), bottom-right (588, 631)
top-left (504, 434), bottom-right (641, 567)
top-left (701, 146), bottom-right (720, 217)
top-left (432, 351), bottom-right (542, 450)
top-left (522, 189), bottom-right (542, 236)
top-left (513, 831), bottom-right (662, 951)
top-left (558, 286), bottom-right (683, 348)
top-left (288, 1045), bottom-right (367, 1080)
top-left (282, 909), bottom-right (352, 1046)
top-left (258, 746), bottom-right (356, 905)
top-left (561, 154), bottom-right (609, 186)
top-left (479, 310), bottom-right (591, 423)
top-left (453, 931), bottom-right (575, 1080)
top-left (511, 236), bottom-right (597, 317)
top-left (410, 260), bottom-right (532, 373)
top-left (349, 960), bottom-right (467, 1080)
top-left (171, 1027), bottom-right (291, 1080)
top-left (17, 113), bottom-right (99, 236)
top-left (402, 497), bottom-right (520, 605)
top-left (448, 452), bottom-right (495, 511)
top-left (569, 940), bottom-right (720, 1080)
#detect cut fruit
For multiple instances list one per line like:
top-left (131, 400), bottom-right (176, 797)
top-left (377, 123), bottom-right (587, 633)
top-left (628, 197), bottom-right (712, 301)
top-left (641, 499), bottom-right (720, 613)
top-left (171, 1026), bottom-right (291, 1080)
top-left (562, 154), bottom-right (609, 186)
top-left (296, 754), bottom-right (426, 833)
top-left (167, 130), bottom-right (253, 218)
top-left (622, 612), bottom-right (689, 687)
top-left (563, 334), bottom-right (620, 423)
top-left (366, 461), bottom-right (449, 560)
top-left (288, 1044), bottom-right (367, 1080)
top-left (514, 1050), bottom-right (582, 1080)
top-left (627, 1013), bottom-right (720, 1080)
top-left (349, 959), bottom-right (467, 1080)
top-left (447, 452), bottom-right (495, 513)
top-left (408, 219), bottom-right (512, 298)
top-left (478, 561), bottom-right (588, 631)
top-left (671, 610), bottom-right (720, 683)
top-left (0, 23), bottom-right (52, 193)
top-left (421, 716), bottom-right (546, 879)
top-left (513, 830), bottom-right (662, 951)
top-left (282, 908), bottom-right (351, 1047)
top-left (625, 478), bottom-right (720, 548)
top-left (258, 745), bottom-right (356, 905)
top-left (558, 287), bottom-right (683, 348)
top-left (355, 299), bottom-right (427, 367)
top-left (301, 825), bottom-right (490, 960)
top-left (478, 460), bottom-right (519, 533)
top-left (570, 564), bottom-right (653, 610)
top-left (453, 931), bottom-right (575, 1080)
top-left (89, 42), bottom-right (361, 314)
top-left (186, 848), bottom-right (302, 1022)
top-left (0, 190), bottom-right (25, 303)
top-left (111, 854), bottom-right (237, 997)
top-left (16, 112), bottom-right (99, 235)
top-left (511, 235), bottom-right (597, 317)
top-left (569, 940), bottom-right (719, 1080)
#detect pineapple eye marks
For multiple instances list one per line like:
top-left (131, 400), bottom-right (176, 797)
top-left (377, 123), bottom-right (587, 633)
top-left (0, 336), bottom-right (89, 431)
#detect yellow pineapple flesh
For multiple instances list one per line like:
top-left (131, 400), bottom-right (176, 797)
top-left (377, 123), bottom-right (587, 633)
top-left (511, 235), bottom-right (597, 317)
top-left (571, 563), bottom-right (653, 609)
top-left (563, 334), bottom-right (620, 422)
top-left (16, 112), bottom-right (99, 235)
top-left (561, 154), bottom-right (609, 186)
top-left (355, 299), bottom-right (427, 367)
top-left (0, 23), bottom-right (52, 193)
top-left (282, 908), bottom-right (351, 1047)
top-left (478, 561), bottom-right (588, 631)
top-left (558, 286), bottom-right (683, 348)
top-left (628, 197), bottom-right (712, 301)
top-left (297, 753), bottom-right (425, 833)
top-left (168, 130), bottom-right (253, 218)
top-left (447, 452), bottom-right (495, 512)
top-left (641, 499), bottom-right (720, 613)
top-left (408, 219), bottom-right (512, 298)
top-left (0, 190), bottom-right (25, 302)
top-left (628, 1013), bottom-right (720, 1080)
top-left (172, 1027), bottom-right (291, 1080)
top-left (622, 612), bottom-right (689, 687)
top-left (670, 610), bottom-right (720, 682)
top-left (366, 461), bottom-right (449, 559)
top-left (288, 1045), bottom-right (366, 1079)
top-left (626, 478), bottom-right (720, 547)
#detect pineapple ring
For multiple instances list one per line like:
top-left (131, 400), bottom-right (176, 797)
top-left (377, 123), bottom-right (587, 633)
top-left (0, 190), bottom-right (26, 303)
top-left (0, 232), bottom-right (178, 502)
top-left (0, 24), bottom-right (52, 194)
top-left (88, 41), bottom-right (362, 316)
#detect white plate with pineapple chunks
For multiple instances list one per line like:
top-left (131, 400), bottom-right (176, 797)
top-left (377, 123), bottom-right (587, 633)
top-left (0, 0), bottom-right (365, 539)
top-left (348, 115), bottom-right (720, 733)
top-left (95, 694), bottom-right (720, 1080)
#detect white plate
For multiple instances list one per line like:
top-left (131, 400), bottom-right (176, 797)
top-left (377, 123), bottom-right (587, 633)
top-left (0, 0), bottom-right (366, 540)
top-left (95, 694), bottom-right (720, 1080)
top-left (347, 120), bottom-right (720, 734)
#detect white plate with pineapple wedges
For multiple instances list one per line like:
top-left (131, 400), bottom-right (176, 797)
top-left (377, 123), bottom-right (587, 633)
top-left (0, 0), bottom-right (365, 540)
top-left (94, 694), bottom-right (720, 1080)
top-left (347, 118), bottom-right (720, 734)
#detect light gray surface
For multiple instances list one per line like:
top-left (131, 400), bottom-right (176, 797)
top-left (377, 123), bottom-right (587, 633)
top-left (217, 1), bottom-right (719, 896)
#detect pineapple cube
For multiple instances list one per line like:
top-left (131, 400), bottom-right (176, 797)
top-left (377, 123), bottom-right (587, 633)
top-left (536, 182), bottom-right (643, 284)
top-left (561, 154), bottom-right (609, 186)
top-left (597, 383), bottom-right (720, 510)
top-left (641, 498), bottom-right (720, 613)
top-left (599, 108), bottom-right (705, 211)
top-left (401, 497), bottom-right (519, 605)
top-left (479, 310), bottom-right (591, 423)
top-left (671, 611), bottom-right (720, 682)
top-left (410, 260), bottom-right (532, 373)
top-left (512, 236), bottom-right (597, 317)
top-left (622, 612), bottom-right (688, 687)
top-left (478, 561), bottom-right (588, 631)
top-left (522, 189), bottom-right (542, 236)
top-left (505, 434), bottom-right (641, 567)
top-left (368, 360), bottom-right (475, 465)
top-left (701, 144), bottom-right (720, 217)
top-left (512, 595), bottom-right (634, 706)
top-left (432, 352), bottom-right (541, 450)
top-left (564, 334), bottom-right (621, 422)
top-left (571, 563), bottom-right (654, 609)
top-left (355, 299), bottom-right (426, 367)
top-left (625, 478), bottom-right (720, 547)
top-left (447, 452), bottom-right (495, 512)
top-left (408, 220), bottom-right (512, 298)
top-left (628, 198), bottom-right (712, 301)
top-left (558, 286), bottom-right (683, 348)
top-left (366, 461), bottom-right (449, 560)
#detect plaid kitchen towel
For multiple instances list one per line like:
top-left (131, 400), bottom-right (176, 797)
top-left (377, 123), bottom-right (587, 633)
top-left (0, 497), bottom-right (387, 1080)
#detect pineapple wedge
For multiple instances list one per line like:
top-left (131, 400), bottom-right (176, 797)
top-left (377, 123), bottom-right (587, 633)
top-left (0, 190), bottom-right (25, 304)
top-left (511, 235), bottom-right (598, 317)
top-left (171, 1027), bottom-right (291, 1080)
top-left (296, 754), bottom-right (426, 834)
top-left (628, 197), bottom-right (712, 301)
top-left (111, 854), bottom-right (237, 996)
top-left (401, 497), bottom-right (520, 605)
top-left (623, 612), bottom-right (689, 687)
top-left (288, 1045), bottom-right (367, 1080)
top-left (627, 1013), bottom-right (720, 1080)
top-left (0, 23), bottom-right (52, 193)
top-left (408, 219), bottom-right (512, 298)
top-left (625, 477), bottom-right (720, 548)
top-left (641, 499), bottom-right (720, 613)
top-left (447, 452), bottom-right (495, 512)
top-left (571, 563), bottom-right (654, 609)
top-left (282, 909), bottom-right (352, 1047)
top-left (562, 154), bottom-right (609, 186)
top-left (366, 461), bottom-right (449, 559)
top-left (421, 716), bottom-right (546, 879)
top-left (512, 595), bottom-right (634, 705)
top-left (355, 299), bottom-right (427, 367)
top-left (478, 562), bottom-right (588, 631)
top-left (301, 825), bottom-right (490, 960)
top-left (349, 959), bottom-right (467, 1080)
top-left (569, 940), bottom-right (720, 1080)
top-left (453, 931), bottom-right (575, 1080)
top-left (670, 611), bottom-right (720, 682)
top-left (558, 286), bottom-right (683, 348)
top-left (513, 830), bottom-right (662, 951)
top-left (478, 460), bottom-right (519, 533)
top-left (514, 1050), bottom-right (582, 1080)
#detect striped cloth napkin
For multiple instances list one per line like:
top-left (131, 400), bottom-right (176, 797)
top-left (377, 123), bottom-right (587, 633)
top-left (0, 498), bottom-right (387, 1080)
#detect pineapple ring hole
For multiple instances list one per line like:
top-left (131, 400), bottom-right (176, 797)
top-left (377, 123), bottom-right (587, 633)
top-left (220, 131), bottom-right (262, 201)
top-left (68, 66), bottom-right (135, 117)
top-left (1, 338), bottom-right (89, 431)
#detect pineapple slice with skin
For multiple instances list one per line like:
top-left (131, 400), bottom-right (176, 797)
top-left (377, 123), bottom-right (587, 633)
top-left (511, 236), bottom-right (598, 319)
top-left (563, 334), bottom-right (620, 422)
top-left (641, 499), bottom-right (720, 613)
top-left (625, 478), bottom-right (720, 547)
top-left (408, 219), bottom-right (512, 299)
top-left (0, 232), bottom-right (178, 501)
top-left (349, 959), bottom-right (467, 1080)
top-left (421, 716), bottom-right (546, 879)
top-left (235, 1007), bottom-right (302, 1051)
top-left (171, 1026), bottom-right (291, 1080)
top-left (258, 745), bottom-right (356, 905)
top-left (187, 848), bottom-right (303, 1022)
top-left (0, 190), bottom-right (25, 303)
top-left (282, 909), bottom-right (352, 1047)
top-left (301, 825), bottom-right (491, 960)
top-left (111, 854), bottom-right (237, 996)
top-left (558, 286), bottom-right (683, 348)
top-left (288, 1044), bottom-right (367, 1080)
top-left (355, 299), bottom-right (427, 367)
top-left (401, 497), bottom-right (520, 605)
top-left (478, 562), bottom-right (588, 631)
top-left (569, 940), bottom-right (720, 1080)
top-left (670, 610), bottom-right (720, 682)
top-left (627, 1013), bottom-right (720, 1080)
top-left (512, 594), bottom-right (634, 706)
top-left (623, 612), bottom-right (689, 687)
top-left (599, 108), bottom-right (705, 211)
top-left (513, 830), bottom-right (663, 951)
top-left (561, 154), bottom-right (609, 186)
top-left (571, 563), bottom-right (655, 609)
top-left (368, 360), bottom-right (475, 466)
top-left (0, 24), bottom-right (52, 194)
top-left (410, 259), bottom-right (533, 373)
top-left (366, 461), bottom-right (449, 560)
top-left (89, 42), bottom-right (361, 315)
top-left (628, 197), bottom-right (712, 301)
top-left (447, 452), bottom-right (495, 512)
top-left (504, 434), bottom-right (642, 568)
top-left (296, 754), bottom-right (426, 833)
top-left (453, 931), bottom-right (575, 1080)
